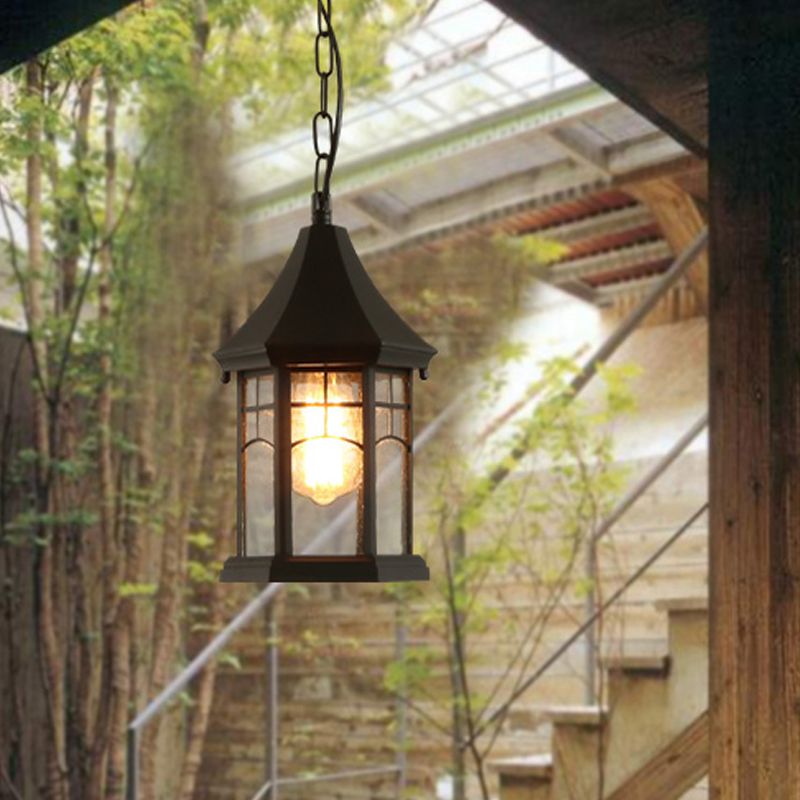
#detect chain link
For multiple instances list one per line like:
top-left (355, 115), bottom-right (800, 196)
top-left (313, 0), bottom-right (333, 197)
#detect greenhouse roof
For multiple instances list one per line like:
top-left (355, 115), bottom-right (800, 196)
top-left (232, 0), bottom-right (586, 195)
top-left (231, 0), bottom-right (700, 302)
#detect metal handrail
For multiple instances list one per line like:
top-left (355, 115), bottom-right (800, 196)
top-left (593, 412), bottom-right (707, 543)
top-left (250, 766), bottom-right (401, 800)
top-left (466, 502), bottom-right (710, 746)
top-left (581, 410), bottom-right (707, 704)
top-left (473, 229), bottom-right (708, 500)
top-left (570, 228), bottom-right (708, 399)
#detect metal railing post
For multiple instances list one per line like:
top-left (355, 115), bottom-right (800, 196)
top-left (580, 411), bottom-right (707, 705)
top-left (126, 727), bottom-right (138, 800)
top-left (267, 607), bottom-right (279, 800)
top-left (569, 229), bottom-right (708, 399)
top-left (467, 503), bottom-right (709, 745)
top-left (583, 535), bottom-right (598, 705)
top-left (394, 607), bottom-right (408, 798)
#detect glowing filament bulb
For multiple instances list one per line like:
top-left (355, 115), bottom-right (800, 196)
top-left (292, 373), bottom-right (362, 506)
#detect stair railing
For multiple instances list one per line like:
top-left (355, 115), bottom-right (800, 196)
top-left (126, 228), bottom-right (708, 799)
top-left (583, 411), bottom-right (708, 702)
top-left (466, 501), bottom-right (710, 747)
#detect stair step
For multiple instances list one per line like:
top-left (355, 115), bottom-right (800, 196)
top-left (547, 705), bottom-right (607, 727)
top-left (603, 653), bottom-right (671, 675)
top-left (489, 753), bottom-right (553, 779)
top-left (655, 596), bottom-right (707, 613)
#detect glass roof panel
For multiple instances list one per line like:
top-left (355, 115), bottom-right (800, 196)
top-left (231, 0), bottom-right (588, 202)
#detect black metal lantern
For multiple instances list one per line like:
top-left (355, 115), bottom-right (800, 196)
top-left (214, 0), bottom-right (435, 582)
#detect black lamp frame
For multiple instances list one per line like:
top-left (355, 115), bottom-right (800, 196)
top-left (220, 362), bottom-right (429, 582)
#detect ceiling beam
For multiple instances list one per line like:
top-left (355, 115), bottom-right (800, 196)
top-left (488, 0), bottom-right (709, 156)
top-left (1, 0), bottom-right (132, 72)
top-left (628, 177), bottom-right (708, 313)
top-left (544, 127), bottom-right (613, 177)
top-left (549, 240), bottom-right (672, 283)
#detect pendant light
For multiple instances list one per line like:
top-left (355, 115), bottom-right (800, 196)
top-left (214, 0), bottom-right (436, 582)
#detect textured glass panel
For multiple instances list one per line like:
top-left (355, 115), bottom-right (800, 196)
top-left (377, 439), bottom-right (405, 555)
top-left (291, 370), bottom-right (360, 404)
top-left (292, 371), bottom-right (325, 402)
top-left (392, 408), bottom-right (406, 440)
top-left (259, 408), bottom-right (274, 442)
top-left (292, 489), bottom-right (360, 555)
top-left (292, 438), bottom-right (362, 506)
top-left (246, 375), bottom-right (258, 407)
top-left (328, 371), bottom-right (361, 403)
top-left (246, 372), bottom-right (273, 408)
top-left (246, 408), bottom-right (273, 444)
top-left (258, 374), bottom-right (274, 405)
top-left (244, 441), bottom-right (274, 555)
top-left (291, 404), bottom-right (362, 445)
top-left (376, 371), bottom-right (391, 403)
top-left (376, 407), bottom-right (391, 440)
top-left (391, 373), bottom-right (407, 405)
top-left (246, 410), bottom-right (257, 443)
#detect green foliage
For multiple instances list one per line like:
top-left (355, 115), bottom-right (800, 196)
top-left (495, 231), bottom-right (569, 265)
top-left (217, 651), bottom-right (242, 670)
top-left (386, 342), bottom-right (637, 786)
top-left (118, 582), bottom-right (158, 598)
top-left (0, 4), bottom-right (421, 794)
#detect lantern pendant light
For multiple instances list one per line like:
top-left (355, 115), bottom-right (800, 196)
top-left (214, 0), bottom-right (436, 583)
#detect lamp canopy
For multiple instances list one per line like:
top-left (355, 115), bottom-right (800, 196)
top-left (215, 224), bottom-right (436, 376)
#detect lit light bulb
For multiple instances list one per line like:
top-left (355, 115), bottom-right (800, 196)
top-left (292, 373), bottom-right (362, 505)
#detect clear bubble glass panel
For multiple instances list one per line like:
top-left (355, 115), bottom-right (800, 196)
top-left (246, 376), bottom-right (258, 407)
top-left (392, 408), bottom-right (406, 440)
top-left (292, 371), bottom-right (325, 402)
top-left (244, 441), bottom-right (274, 555)
top-left (391, 373), bottom-right (407, 404)
top-left (291, 404), bottom-right (362, 446)
top-left (376, 407), bottom-right (391, 440)
top-left (245, 372), bottom-right (274, 408)
top-left (291, 370), bottom-right (361, 404)
top-left (258, 374), bottom-right (274, 405)
top-left (376, 372), bottom-right (391, 403)
top-left (246, 408), bottom-right (273, 444)
top-left (376, 439), bottom-right (405, 555)
top-left (292, 489), bottom-right (361, 555)
top-left (328, 372), bottom-right (361, 403)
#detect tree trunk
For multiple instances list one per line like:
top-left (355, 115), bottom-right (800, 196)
top-left (87, 76), bottom-right (120, 800)
top-left (26, 58), bottom-right (69, 800)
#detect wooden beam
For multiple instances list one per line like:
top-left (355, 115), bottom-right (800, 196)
top-left (709, 5), bottom-right (800, 798)
top-left (544, 127), bottom-right (612, 177)
top-left (0, 0), bottom-right (132, 72)
top-left (487, 0), bottom-right (708, 156)
top-left (628, 177), bottom-right (708, 313)
top-left (606, 711), bottom-right (708, 800)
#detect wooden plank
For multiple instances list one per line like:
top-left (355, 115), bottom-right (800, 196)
top-left (708, 5), bottom-right (800, 798)
top-left (488, 0), bottom-right (708, 155)
top-left (606, 711), bottom-right (708, 800)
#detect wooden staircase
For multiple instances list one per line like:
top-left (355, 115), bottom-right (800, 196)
top-left (490, 598), bottom-right (709, 800)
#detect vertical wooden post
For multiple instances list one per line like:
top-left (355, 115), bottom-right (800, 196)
top-left (709, 5), bottom-right (800, 798)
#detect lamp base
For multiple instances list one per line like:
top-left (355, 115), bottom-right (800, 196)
top-left (219, 554), bottom-right (429, 583)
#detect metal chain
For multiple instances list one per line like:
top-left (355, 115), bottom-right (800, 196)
top-left (313, 0), bottom-right (334, 200)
